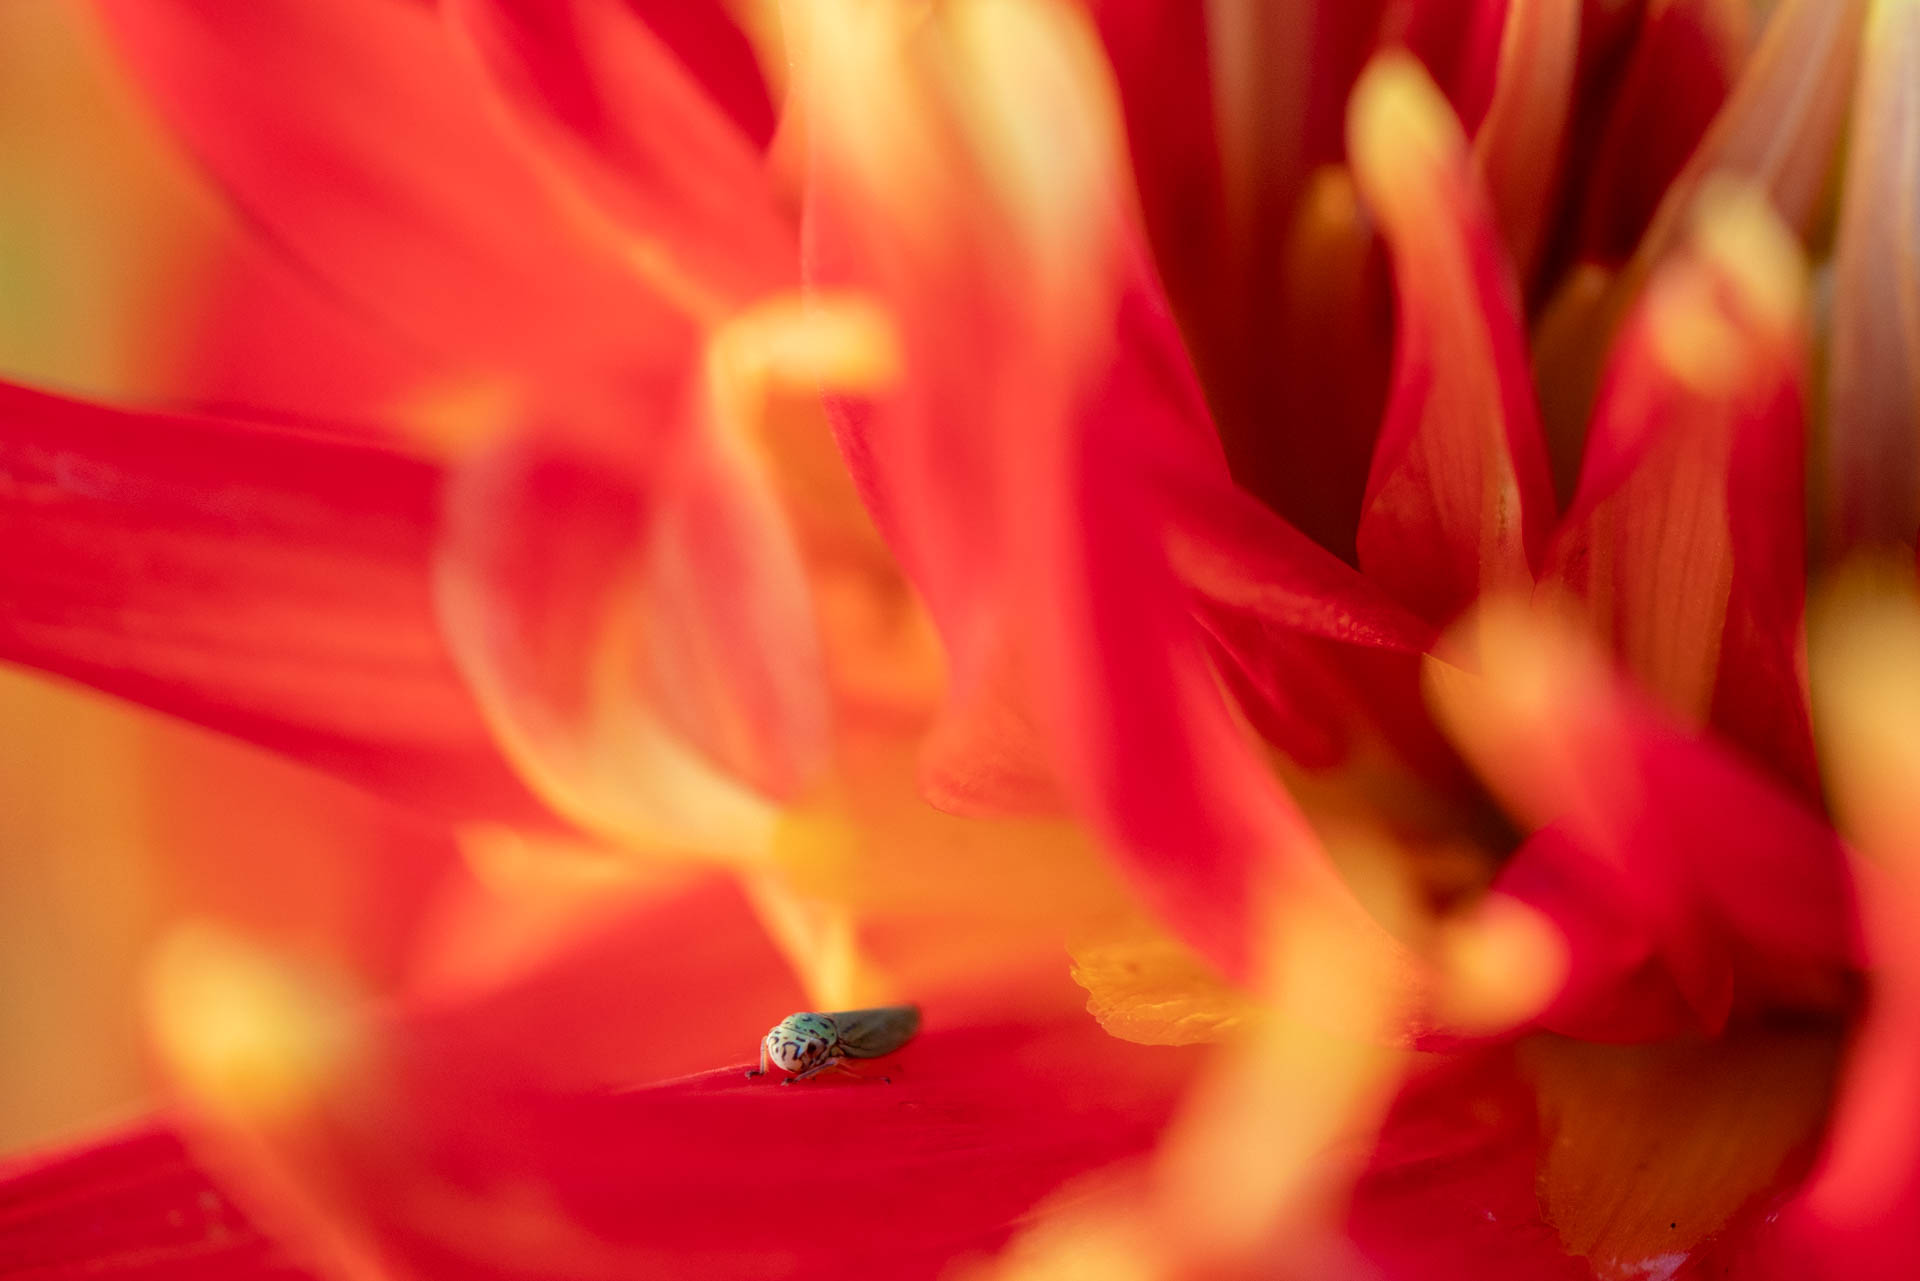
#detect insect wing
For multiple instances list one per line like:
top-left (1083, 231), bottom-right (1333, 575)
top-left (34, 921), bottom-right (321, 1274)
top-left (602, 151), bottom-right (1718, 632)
top-left (827, 1005), bottom-right (920, 1058)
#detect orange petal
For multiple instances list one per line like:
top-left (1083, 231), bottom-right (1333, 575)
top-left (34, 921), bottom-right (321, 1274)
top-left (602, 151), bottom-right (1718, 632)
top-left (1350, 53), bottom-right (1556, 625)
top-left (1822, 0), bottom-right (1920, 556)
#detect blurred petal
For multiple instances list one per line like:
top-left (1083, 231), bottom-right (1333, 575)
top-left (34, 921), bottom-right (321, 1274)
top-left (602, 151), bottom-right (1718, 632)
top-left (1387, 0), bottom-right (1512, 137)
top-left (432, 419), bottom-right (809, 856)
top-left (96, 0), bottom-right (696, 379)
top-left (1569, 0), bottom-right (1749, 267)
top-left (1471, 0), bottom-right (1580, 278)
top-left (1427, 605), bottom-right (1861, 1037)
top-left (1352, 1027), bottom-right (1841, 1279)
top-left (1096, 1), bottom-right (1394, 555)
top-left (1069, 917), bottom-right (1259, 1046)
top-left (0, 1122), bottom-right (314, 1281)
top-left (1767, 567), bottom-right (1920, 1277)
top-left (1350, 54), bottom-right (1555, 625)
top-left (1536, 0), bottom-right (1864, 455)
top-left (0, 380), bottom-right (539, 819)
top-left (153, 874), bottom-right (1197, 1281)
top-left (1349, 1051), bottom-right (1590, 1281)
top-left (1822, 0), bottom-right (1920, 556)
top-left (1546, 180), bottom-right (1818, 792)
top-left (443, 0), bottom-right (793, 312)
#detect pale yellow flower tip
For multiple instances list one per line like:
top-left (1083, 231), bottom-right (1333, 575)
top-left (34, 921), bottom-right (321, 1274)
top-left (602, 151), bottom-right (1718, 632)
top-left (944, 0), bottom-right (1125, 256)
top-left (1347, 52), bottom-right (1467, 221)
top-left (1811, 561), bottom-right (1920, 873)
top-left (145, 922), bottom-right (361, 1126)
top-left (1425, 597), bottom-right (1577, 738)
top-left (1435, 892), bottom-right (1569, 1033)
top-left (1648, 176), bottom-right (1807, 398)
top-left (1690, 175), bottom-right (1809, 338)
top-left (710, 292), bottom-right (901, 399)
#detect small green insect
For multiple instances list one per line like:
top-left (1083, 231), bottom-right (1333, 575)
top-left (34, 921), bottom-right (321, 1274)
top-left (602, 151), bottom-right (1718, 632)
top-left (744, 1005), bottom-right (921, 1084)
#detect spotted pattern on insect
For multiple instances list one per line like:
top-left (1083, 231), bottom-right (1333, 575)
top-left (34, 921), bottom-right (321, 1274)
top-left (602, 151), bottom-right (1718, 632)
top-left (744, 1005), bottom-right (920, 1084)
top-left (766, 1012), bottom-right (838, 1073)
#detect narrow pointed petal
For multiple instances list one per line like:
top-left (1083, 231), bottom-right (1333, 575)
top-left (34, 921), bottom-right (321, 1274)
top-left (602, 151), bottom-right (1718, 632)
top-left (95, 0), bottom-right (695, 378)
top-left (1823, 0), bottom-right (1920, 555)
top-left (1546, 181), bottom-right (1818, 792)
top-left (0, 381), bottom-right (539, 819)
top-left (0, 1123), bottom-right (315, 1280)
top-left (1427, 606), bottom-right (1862, 1037)
top-left (1536, 0), bottom-right (1865, 453)
top-left (1569, 0), bottom-right (1749, 266)
top-left (443, 0), bottom-right (794, 311)
top-left (1350, 54), bottom-right (1556, 624)
top-left (1471, 0), bottom-right (1580, 279)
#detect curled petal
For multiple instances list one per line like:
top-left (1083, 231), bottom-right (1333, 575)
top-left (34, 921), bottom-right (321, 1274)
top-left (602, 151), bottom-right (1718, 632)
top-left (0, 381), bottom-right (538, 819)
top-left (443, 0), bottom-right (793, 313)
top-left (1350, 54), bottom-right (1556, 625)
top-left (1823, 0), bottom-right (1920, 556)
top-left (1546, 180), bottom-right (1818, 792)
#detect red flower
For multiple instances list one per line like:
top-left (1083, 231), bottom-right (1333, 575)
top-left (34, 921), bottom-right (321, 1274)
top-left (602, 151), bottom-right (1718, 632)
top-left (1, 1), bottom-right (1918, 1279)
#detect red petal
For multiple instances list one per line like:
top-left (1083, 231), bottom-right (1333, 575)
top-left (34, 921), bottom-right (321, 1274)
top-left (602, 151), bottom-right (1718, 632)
top-left (443, 0), bottom-right (793, 310)
top-left (1431, 611), bottom-right (1862, 1039)
top-left (1470, 0), bottom-right (1580, 281)
top-left (800, 4), bottom-right (1421, 978)
top-left (1822, 0), bottom-right (1920, 555)
top-left (1094, 2), bottom-right (1396, 555)
top-left (1568, 0), bottom-right (1747, 266)
top-left (0, 380), bottom-right (539, 820)
top-left (1350, 55), bottom-right (1555, 625)
top-left (0, 1122), bottom-right (314, 1280)
top-left (1349, 1050), bottom-right (1591, 1280)
top-left (165, 876), bottom-right (1198, 1281)
top-left (96, 0), bottom-right (695, 380)
top-left (1545, 185), bottom-right (1817, 795)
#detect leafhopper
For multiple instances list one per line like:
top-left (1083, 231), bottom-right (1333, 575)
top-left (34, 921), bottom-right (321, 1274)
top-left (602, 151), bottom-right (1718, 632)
top-left (744, 1005), bottom-right (921, 1083)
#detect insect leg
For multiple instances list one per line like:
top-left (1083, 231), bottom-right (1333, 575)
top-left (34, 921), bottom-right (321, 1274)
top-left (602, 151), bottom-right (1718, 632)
top-left (744, 1040), bottom-right (771, 1080)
